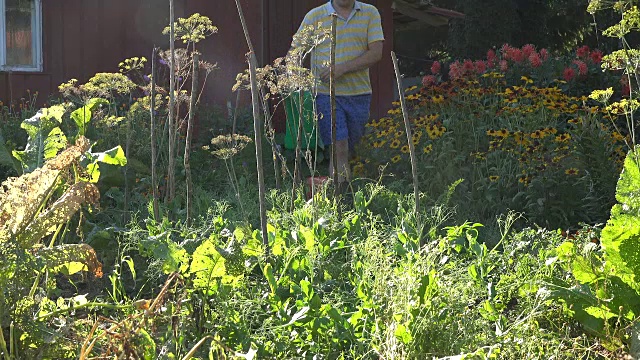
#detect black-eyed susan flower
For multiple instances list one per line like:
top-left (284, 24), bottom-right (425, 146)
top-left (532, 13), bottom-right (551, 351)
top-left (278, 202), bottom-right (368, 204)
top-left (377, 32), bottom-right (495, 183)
top-left (390, 139), bottom-right (401, 149)
top-left (401, 145), bottom-right (410, 153)
top-left (489, 175), bottom-right (500, 182)
top-left (565, 168), bottom-right (579, 175)
top-left (497, 129), bottom-right (509, 138)
top-left (391, 155), bottom-right (401, 163)
top-left (423, 144), bottom-right (433, 154)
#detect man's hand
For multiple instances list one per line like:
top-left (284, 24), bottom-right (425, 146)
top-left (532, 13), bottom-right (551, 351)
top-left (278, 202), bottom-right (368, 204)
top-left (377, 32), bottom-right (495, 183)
top-left (319, 64), bottom-right (347, 83)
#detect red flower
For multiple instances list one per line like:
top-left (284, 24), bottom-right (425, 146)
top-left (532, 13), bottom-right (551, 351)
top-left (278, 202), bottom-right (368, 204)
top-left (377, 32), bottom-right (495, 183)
top-left (422, 75), bottom-right (437, 87)
top-left (522, 44), bottom-right (536, 57)
top-left (431, 61), bottom-right (441, 75)
top-left (573, 60), bottom-right (588, 76)
top-left (449, 61), bottom-right (462, 80)
top-left (500, 44), bottom-right (513, 59)
top-left (590, 50), bottom-right (603, 64)
top-left (576, 45), bottom-right (590, 58)
top-left (539, 48), bottom-right (549, 61)
top-left (474, 60), bottom-right (486, 74)
top-left (499, 60), bottom-right (508, 72)
top-left (529, 53), bottom-right (542, 68)
top-left (462, 59), bottom-right (475, 74)
top-left (511, 49), bottom-right (525, 63)
top-left (563, 67), bottom-right (576, 81)
top-left (487, 49), bottom-right (497, 63)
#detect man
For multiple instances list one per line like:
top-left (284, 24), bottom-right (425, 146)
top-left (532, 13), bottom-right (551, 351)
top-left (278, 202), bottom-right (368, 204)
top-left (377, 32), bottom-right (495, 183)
top-left (294, 0), bottom-right (384, 190)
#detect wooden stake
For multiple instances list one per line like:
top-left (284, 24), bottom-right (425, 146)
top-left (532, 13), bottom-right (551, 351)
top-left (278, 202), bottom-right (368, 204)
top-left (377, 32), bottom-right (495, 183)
top-left (167, 0), bottom-right (176, 205)
top-left (330, 14), bottom-right (338, 198)
top-left (391, 51), bottom-right (420, 216)
top-left (150, 48), bottom-right (160, 221)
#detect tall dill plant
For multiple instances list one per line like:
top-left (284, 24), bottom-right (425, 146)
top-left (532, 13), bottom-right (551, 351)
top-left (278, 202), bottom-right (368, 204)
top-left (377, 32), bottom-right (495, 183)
top-left (232, 23), bottom-right (330, 192)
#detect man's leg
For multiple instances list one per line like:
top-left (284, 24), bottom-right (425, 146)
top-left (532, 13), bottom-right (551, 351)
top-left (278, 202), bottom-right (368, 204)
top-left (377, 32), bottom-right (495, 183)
top-left (345, 93), bottom-right (372, 156)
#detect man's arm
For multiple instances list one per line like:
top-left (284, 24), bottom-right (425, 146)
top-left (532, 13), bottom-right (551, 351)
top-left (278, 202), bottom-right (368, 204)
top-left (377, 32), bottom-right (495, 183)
top-left (319, 40), bottom-right (384, 82)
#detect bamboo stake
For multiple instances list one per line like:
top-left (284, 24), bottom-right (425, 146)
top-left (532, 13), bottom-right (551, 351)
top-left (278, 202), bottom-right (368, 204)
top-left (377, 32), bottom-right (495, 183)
top-left (167, 0), bottom-right (176, 205)
top-left (330, 14), bottom-right (338, 198)
top-left (235, 0), bottom-right (269, 255)
top-left (150, 48), bottom-right (160, 221)
top-left (184, 52), bottom-right (199, 224)
top-left (391, 51), bottom-right (420, 217)
top-left (234, 0), bottom-right (255, 54)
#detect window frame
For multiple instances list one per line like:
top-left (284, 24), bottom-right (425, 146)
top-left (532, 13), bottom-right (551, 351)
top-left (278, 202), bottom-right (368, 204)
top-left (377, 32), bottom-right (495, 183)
top-left (0, 0), bottom-right (43, 72)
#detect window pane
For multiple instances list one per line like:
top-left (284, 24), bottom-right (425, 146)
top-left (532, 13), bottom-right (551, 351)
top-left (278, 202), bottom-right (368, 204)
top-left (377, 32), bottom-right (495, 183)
top-left (6, 0), bottom-right (34, 67)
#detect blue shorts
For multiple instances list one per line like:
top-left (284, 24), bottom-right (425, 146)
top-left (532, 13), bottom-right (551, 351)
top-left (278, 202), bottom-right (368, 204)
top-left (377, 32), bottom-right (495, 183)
top-left (316, 93), bottom-right (371, 151)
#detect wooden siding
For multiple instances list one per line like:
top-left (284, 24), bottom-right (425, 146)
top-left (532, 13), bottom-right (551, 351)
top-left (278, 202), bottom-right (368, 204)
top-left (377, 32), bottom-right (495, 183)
top-left (1, 0), bottom-right (393, 128)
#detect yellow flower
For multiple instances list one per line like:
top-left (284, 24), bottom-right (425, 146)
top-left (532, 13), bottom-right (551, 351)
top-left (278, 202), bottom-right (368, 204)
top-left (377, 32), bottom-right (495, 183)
top-left (432, 95), bottom-right (445, 104)
top-left (422, 144), bottom-right (433, 154)
top-left (401, 145), bottom-right (410, 153)
top-left (390, 139), bottom-right (401, 149)
top-left (565, 168), bottom-right (579, 175)
top-left (489, 175), bottom-right (500, 182)
top-left (391, 155), bottom-right (401, 163)
top-left (555, 133), bottom-right (571, 142)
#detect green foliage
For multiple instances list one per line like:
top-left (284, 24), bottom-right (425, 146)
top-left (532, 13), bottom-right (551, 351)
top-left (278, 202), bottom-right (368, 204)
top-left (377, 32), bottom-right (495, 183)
top-left (12, 105), bottom-right (67, 173)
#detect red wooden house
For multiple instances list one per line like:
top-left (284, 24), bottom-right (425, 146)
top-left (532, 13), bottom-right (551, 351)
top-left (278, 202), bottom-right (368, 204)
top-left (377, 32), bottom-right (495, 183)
top-left (0, 0), bottom-right (462, 124)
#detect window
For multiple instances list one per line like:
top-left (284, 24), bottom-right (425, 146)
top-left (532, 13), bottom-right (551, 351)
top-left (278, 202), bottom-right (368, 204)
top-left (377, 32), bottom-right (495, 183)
top-left (0, 0), bottom-right (42, 71)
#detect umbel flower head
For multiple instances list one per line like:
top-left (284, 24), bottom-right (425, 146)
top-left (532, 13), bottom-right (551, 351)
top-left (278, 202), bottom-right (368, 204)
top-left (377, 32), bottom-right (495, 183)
top-left (204, 134), bottom-right (252, 160)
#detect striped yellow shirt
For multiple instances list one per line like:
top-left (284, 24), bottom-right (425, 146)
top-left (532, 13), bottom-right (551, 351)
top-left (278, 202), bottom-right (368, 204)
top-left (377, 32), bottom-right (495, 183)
top-left (295, 1), bottom-right (384, 96)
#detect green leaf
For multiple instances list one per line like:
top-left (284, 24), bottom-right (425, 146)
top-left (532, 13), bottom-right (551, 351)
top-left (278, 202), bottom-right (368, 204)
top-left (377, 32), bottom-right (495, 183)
top-left (86, 163), bottom-right (100, 183)
top-left (190, 240), bottom-right (226, 292)
top-left (94, 146), bottom-right (127, 166)
top-left (43, 127), bottom-right (68, 160)
top-left (299, 225), bottom-right (315, 252)
top-left (0, 129), bottom-right (20, 173)
top-left (300, 279), bottom-right (312, 298)
top-left (52, 261), bottom-right (89, 276)
top-left (13, 107), bottom-right (68, 172)
top-left (585, 305), bottom-right (618, 320)
top-left (135, 328), bottom-right (156, 360)
top-left (615, 147), bottom-right (640, 214)
top-left (71, 98), bottom-right (109, 136)
top-left (263, 263), bottom-right (276, 294)
top-left (394, 323), bottom-right (413, 344)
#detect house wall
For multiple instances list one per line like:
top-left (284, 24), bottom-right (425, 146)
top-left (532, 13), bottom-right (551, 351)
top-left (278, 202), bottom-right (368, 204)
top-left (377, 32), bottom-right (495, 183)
top-left (1, 0), bottom-right (393, 129)
top-left (0, 0), bottom-right (262, 108)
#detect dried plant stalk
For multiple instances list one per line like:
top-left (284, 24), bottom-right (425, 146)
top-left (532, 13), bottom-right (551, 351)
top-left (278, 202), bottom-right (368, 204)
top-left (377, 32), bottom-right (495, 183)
top-left (185, 52), bottom-right (200, 224)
